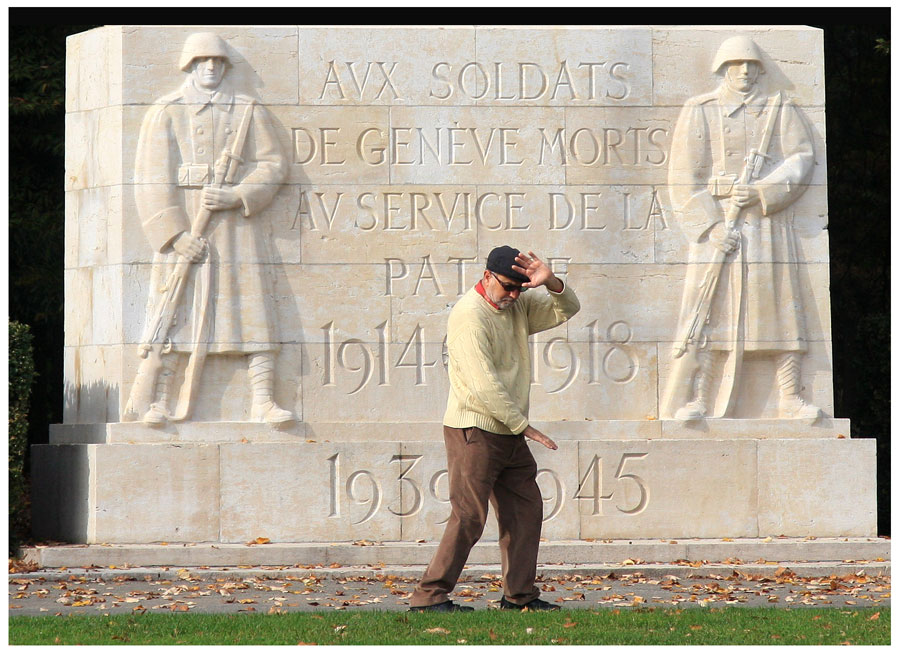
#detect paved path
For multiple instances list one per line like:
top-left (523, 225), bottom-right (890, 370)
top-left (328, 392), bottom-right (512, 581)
top-left (9, 564), bottom-right (890, 617)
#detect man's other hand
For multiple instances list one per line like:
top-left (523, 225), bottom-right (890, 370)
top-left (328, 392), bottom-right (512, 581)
top-left (731, 183), bottom-right (761, 208)
top-left (521, 424), bottom-right (558, 450)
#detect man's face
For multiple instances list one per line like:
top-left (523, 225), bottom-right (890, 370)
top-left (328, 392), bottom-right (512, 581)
top-left (191, 56), bottom-right (227, 91)
top-left (484, 270), bottom-right (525, 310)
top-left (724, 60), bottom-right (760, 93)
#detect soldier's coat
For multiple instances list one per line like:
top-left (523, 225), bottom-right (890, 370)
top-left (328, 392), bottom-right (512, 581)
top-left (668, 82), bottom-right (815, 352)
top-left (135, 78), bottom-right (287, 353)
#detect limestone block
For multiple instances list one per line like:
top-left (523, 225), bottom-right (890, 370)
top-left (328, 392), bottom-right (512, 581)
top-left (65, 107), bottom-right (122, 191)
top-left (656, 340), bottom-right (835, 421)
top-left (92, 443), bottom-right (220, 543)
top-left (91, 266), bottom-right (123, 345)
top-left (565, 264), bottom-right (682, 345)
top-left (66, 186), bottom-right (122, 268)
top-left (50, 421), bottom-right (306, 445)
top-left (578, 439), bottom-right (759, 539)
top-left (63, 346), bottom-right (122, 424)
top-left (528, 342), bottom-right (659, 422)
top-left (651, 26), bottom-right (824, 107)
top-left (289, 185), bottom-right (479, 266)
top-left (529, 441), bottom-right (581, 540)
top-left (219, 442), bottom-right (403, 542)
top-left (661, 418), bottom-right (850, 440)
top-left (563, 108), bottom-right (674, 187)
top-left (297, 26), bottom-right (476, 105)
top-left (386, 106), bottom-right (566, 185)
top-left (302, 341), bottom-right (449, 424)
top-left (475, 185), bottom-right (661, 265)
top-left (475, 27), bottom-right (652, 106)
top-left (531, 419), bottom-right (662, 441)
top-left (65, 26), bottom-right (121, 112)
top-left (30, 444), bottom-right (91, 542)
top-left (757, 439), bottom-right (877, 537)
top-left (64, 269), bottom-right (93, 346)
top-left (269, 106), bottom-right (390, 186)
top-left (120, 26), bottom-right (300, 106)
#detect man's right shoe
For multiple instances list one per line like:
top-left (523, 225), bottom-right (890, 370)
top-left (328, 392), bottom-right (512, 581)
top-left (409, 601), bottom-right (474, 613)
top-left (500, 596), bottom-right (560, 611)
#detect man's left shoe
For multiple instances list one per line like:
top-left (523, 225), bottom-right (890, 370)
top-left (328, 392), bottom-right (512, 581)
top-left (499, 597), bottom-right (560, 611)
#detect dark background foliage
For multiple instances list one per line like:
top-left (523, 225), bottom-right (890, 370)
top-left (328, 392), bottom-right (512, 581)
top-left (7, 15), bottom-right (890, 537)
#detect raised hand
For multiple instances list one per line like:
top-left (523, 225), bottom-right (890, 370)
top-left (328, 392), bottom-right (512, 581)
top-left (512, 251), bottom-right (563, 292)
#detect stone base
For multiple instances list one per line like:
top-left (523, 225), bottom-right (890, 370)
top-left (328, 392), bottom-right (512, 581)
top-left (33, 421), bottom-right (876, 545)
top-left (20, 538), bottom-right (890, 570)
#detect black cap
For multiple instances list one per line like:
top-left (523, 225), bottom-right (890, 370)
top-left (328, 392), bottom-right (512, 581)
top-left (486, 246), bottom-right (529, 283)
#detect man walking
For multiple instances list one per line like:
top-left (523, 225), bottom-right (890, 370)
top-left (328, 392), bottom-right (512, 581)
top-left (410, 246), bottom-right (580, 612)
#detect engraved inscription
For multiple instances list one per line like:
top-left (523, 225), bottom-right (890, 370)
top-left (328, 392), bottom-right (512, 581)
top-left (323, 450), bottom-right (648, 524)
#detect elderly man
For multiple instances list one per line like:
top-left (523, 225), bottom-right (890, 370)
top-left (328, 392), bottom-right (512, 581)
top-left (409, 246), bottom-right (580, 612)
top-left (127, 32), bottom-right (293, 425)
top-left (663, 36), bottom-right (821, 421)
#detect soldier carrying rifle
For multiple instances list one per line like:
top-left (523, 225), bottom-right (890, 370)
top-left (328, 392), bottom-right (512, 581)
top-left (662, 36), bottom-right (821, 422)
top-left (125, 33), bottom-right (293, 425)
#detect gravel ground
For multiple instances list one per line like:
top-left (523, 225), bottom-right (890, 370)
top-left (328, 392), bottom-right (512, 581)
top-left (9, 566), bottom-right (890, 617)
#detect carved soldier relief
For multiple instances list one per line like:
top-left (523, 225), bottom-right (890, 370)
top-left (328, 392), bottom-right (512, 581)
top-left (661, 36), bottom-right (821, 422)
top-left (123, 33), bottom-right (294, 425)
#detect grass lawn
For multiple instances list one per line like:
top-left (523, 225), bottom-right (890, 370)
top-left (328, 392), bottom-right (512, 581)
top-left (9, 606), bottom-right (889, 645)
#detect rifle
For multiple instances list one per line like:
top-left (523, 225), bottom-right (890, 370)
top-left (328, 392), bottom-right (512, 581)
top-left (123, 101), bottom-right (255, 422)
top-left (663, 92), bottom-right (782, 419)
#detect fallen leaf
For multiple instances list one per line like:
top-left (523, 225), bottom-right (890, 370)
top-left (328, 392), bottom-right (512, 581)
top-left (563, 620), bottom-right (577, 628)
top-left (868, 612), bottom-right (880, 621)
top-left (425, 627), bottom-right (450, 635)
top-left (526, 628), bottom-right (534, 635)
top-left (489, 628), bottom-right (497, 641)
top-left (333, 625), bottom-right (347, 633)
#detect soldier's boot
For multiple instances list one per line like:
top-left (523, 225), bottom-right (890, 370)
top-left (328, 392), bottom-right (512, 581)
top-left (142, 355), bottom-right (178, 425)
top-left (248, 353), bottom-right (295, 424)
top-left (776, 353), bottom-right (822, 421)
top-left (674, 350), bottom-right (714, 421)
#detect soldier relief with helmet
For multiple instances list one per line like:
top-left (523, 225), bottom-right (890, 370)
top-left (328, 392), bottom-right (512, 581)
top-left (125, 33), bottom-right (294, 425)
top-left (662, 36), bottom-right (821, 422)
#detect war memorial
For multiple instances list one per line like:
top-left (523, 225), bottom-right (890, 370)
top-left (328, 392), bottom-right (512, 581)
top-left (29, 25), bottom-right (881, 568)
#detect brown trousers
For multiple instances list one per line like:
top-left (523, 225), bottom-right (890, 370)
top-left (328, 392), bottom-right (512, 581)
top-left (410, 425), bottom-right (543, 607)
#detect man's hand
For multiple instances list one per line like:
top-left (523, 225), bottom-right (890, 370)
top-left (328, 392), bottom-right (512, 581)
top-left (521, 424), bottom-right (558, 450)
top-left (731, 183), bottom-right (760, 208)
top-left (512, 251), bottom-right (563, 292)
top-left (201, 186), bottom-right (241, 211)
top-left (172, 231), bottom-right (207, 262)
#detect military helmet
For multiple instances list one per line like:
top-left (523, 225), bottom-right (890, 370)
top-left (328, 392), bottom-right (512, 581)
top-left (711, 36), bottom-right (764, 73)
top-left (179, 32), bottom-right (231, 72)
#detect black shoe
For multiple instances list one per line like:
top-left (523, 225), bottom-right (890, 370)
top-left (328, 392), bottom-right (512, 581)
top-left (409, 601), bottom-right (475, 613)
top-left (499, 596), bottom-right (560, 611)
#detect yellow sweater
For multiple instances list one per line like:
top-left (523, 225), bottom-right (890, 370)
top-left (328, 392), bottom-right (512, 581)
top-left (443, 281), bottom-right (581, 434)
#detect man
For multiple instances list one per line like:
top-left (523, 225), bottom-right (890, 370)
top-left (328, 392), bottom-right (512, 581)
top-left (127, 32), bottom-right (293, 425)
top-left (662, 36), bottom-right (821, 421)
top-left (409, 246), bottom-right (580, 612)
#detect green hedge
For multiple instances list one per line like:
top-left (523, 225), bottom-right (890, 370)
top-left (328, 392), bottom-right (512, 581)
top-left (9, 321), bottom-right (35, 549)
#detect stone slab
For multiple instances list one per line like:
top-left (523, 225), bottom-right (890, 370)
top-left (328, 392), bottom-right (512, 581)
top-left (49, 419), bottom-right (853, 445)
top-left (33, 437), bottom-right (876, 544)
top-left (19, 537), bottom-right (889, 570)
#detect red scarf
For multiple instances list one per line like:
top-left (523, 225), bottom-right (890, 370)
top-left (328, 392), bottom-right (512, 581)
top-left (474, 280), bottom-right (499, 309)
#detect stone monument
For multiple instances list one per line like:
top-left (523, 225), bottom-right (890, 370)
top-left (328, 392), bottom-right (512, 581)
top-left (33, 26), bottom-right (876, 562)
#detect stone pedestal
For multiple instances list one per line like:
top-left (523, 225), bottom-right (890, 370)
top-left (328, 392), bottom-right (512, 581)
top-left (34, 25), bottom-right (878, 563)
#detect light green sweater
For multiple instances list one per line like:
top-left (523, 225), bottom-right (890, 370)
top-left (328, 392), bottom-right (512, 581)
top-left (443, 281), bottom-right (581, 435)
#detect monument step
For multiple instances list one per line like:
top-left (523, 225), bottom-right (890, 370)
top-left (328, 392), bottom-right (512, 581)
top-left (21, 537), bottom-right (889, 570)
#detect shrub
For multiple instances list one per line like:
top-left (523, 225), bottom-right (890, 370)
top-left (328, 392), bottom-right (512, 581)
top-left (9, 321), bottom-right (36, 550)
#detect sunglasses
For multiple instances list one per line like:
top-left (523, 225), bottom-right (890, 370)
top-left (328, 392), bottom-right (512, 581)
top-left (490, 271), bottom-right (528, 293)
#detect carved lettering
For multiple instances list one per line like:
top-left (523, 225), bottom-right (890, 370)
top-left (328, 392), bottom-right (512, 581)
top-left (322, 451), bottom-right (648, 524)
